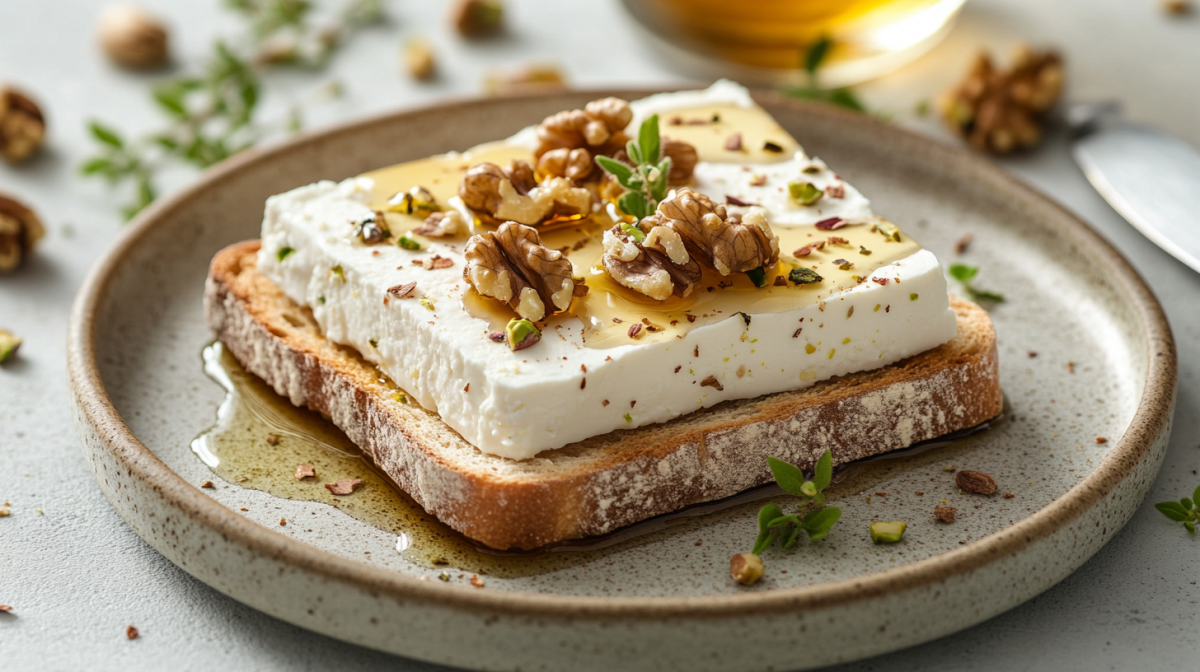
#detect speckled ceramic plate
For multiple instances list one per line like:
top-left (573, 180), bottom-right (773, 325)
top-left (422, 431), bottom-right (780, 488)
top-left (68, 91), bottom-right (1175, 672)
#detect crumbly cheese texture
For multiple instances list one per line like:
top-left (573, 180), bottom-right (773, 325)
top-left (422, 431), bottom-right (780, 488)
top-left (257, 83), bottom-right (958, 460)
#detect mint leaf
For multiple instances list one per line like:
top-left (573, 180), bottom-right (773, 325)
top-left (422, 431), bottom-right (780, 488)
top-left (618, 191), bottom-right (649, 220)
top-left (595, 155), bottom-right (633, 184)
top-left (813, 449), bottom-right (833, 490)
top-left (1156, 501), bottom-right (1190, 521)
top-left (1183, 497), bottom-right (1194, 510)
top-left (767, 456), bottom-right (806, 496)
top-left (637, 114), bottom-right (661, 165)
top-left (968, 288), bottom-right (1006, 303)
top-left (948, 264), bottom-right (978, 283)
top-left (88, 121), bottom-right (124, 148)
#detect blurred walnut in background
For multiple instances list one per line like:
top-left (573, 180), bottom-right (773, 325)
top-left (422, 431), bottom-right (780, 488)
top-left (0, 87), bottom-right (45, 163)
top-left (938, 46), bottom-right (1064, 154)
top-left (98, 4), bottom-right (170, 69)
top-left (0, 195), bottom-right (45, 274)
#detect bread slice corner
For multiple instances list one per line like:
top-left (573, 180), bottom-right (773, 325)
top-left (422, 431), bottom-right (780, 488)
top-left (205, 240), bottom-right (1002, 550)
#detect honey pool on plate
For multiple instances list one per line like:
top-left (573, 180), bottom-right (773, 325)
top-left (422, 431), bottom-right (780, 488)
top-left (192, 341), bottom-right (1002, 578)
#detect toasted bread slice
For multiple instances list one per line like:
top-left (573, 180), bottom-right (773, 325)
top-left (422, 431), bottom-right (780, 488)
top-left (205, 241), bottom-right (1002, 550)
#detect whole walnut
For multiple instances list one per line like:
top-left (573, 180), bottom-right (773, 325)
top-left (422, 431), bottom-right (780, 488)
top-left (533, 97), bottom-right (633, 180)
top-left (0, 195), bottom-right (45, 274)
top-left (98, 4), bottom-right (170, 69)
top-left (463, 221), bottom-right (577, 322)
top-left (939, 46), bottom-right (1063, 154)
top-left (459, 160), bottom-right (591, 226)
top-left (642, 188), bottom-right (779, 276)
top-left (0, 87), bottom-right (46, 164)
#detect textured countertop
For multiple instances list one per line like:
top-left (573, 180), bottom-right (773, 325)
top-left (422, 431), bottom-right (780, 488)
top-left (2, 1), bottom-right (1198, 670)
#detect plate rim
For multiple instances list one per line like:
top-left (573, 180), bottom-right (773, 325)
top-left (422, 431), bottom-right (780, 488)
top-left (67, 88), bottom-right (1177, 620)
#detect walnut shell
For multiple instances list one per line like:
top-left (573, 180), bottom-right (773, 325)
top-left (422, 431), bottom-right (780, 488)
top-left (0, 194), bottom-right (45, 273)
top-left (98, 4), bottom-right (169, 69)
top-left (0, 87), bottom-right (45, 163)
top-left (463, 222), bottom-right (576, 322)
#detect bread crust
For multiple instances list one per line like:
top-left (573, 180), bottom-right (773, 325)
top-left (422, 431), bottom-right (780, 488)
top-left (205, 241), bottom-right (1003, 550)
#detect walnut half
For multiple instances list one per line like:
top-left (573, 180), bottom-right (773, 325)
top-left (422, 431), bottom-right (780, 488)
top-left (463, 222), bottom-right (579, 322)
top-left (644, 187), bottom-right (779, 276)
top-left (0, 194), bottom-right (45, 273)
top-left (534, 97), bottom-right (633, 181)
top-left (459, 160), bottom-right (593, 227)
top-left (602, 224), bottom-right (701, 301)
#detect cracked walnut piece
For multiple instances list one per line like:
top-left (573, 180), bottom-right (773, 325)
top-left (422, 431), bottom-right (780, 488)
top-left (413, 210), bottom-right (468, 237)
top-left (0, 194), bottom-right (45, 273)
top-left (459, 160), bottom-right (592, 226)
top-left (0, 87), bottom-right (45, 163)
top-left (463, 222), bottom-right (578, 322)
top-left (533, 97), bottom-right (632, 180)
top-left (647, 187), bottom-right (779, 276)
top-left (602, 223), bottom-right (701, 301)
top-left (938, 45), bottom-right (1063, 154)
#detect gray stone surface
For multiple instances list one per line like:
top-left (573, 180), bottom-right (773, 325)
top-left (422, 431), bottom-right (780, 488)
top-left (1, 0), bottom-right (1197, 670)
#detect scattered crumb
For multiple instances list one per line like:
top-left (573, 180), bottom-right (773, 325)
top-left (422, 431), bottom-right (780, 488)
top-left (1066, 360), bottom-right (1075, 373)
top-left (0, 508), bottom-right (9, 517)
top-left (1096, 437), bottom-right (1108, 444)
top-left (1003, 492), bottom-right (1015, 499)
top-left (200, 480), bottom-right (214, 489)
top-left (875, 491), bottom-right (888, 497)
top-left (954, 233), bottom-right (973, 255)
top-left (266, 433), bottom-right (281, 446)
top-left (325, 478), bottom-right (364, 496)
top-left (694, 540), bottom-right (703, 546)
top-left (126, 625), bottom-right (139, 640)
top-left (469, 574), bottom-right (485, 588)
top-left (279, 518), bottom-right (287, 526)
top-left (942, 466), bottom-right (956, 472)
top-left (915, 492), bottom-right (924, 496)
top-left (934, 507), bottom-right (957, 523)
top-left (0, 605), bottom-right (12, 612)
top-left (1027, 350), bottom-right (1037, 358)
top-left (240, 507), bottom-right (248, 512)
top-left (294, 464), bottom-right (316, 480)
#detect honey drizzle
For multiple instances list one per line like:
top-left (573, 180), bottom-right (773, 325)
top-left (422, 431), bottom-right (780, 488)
top-left (361, 103), bottom-right (924, 349)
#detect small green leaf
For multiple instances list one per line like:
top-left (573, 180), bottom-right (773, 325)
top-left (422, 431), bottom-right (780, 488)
top-left (152, 87), bottom-right (187, 117)
top-left (968, 288), bottom-right (1006, 303)
top-left (618, 191), bottom-right (649, 220)
top-left (1187, 521), bottom-right (1197, 534)
top-left (1182, 497), bottom-right (1194, 510)
top-left (637, 114), bottom-right (661, 165)
top-left (1193, 484), bottom-right (1200, 508)
top-left (804, 36), bottom-right (832, 76)
top-left (782, 524), bottom-right (804, 549)
top-left (154, 135), bottom-right (179, 150)
top-left (826, 88), bottom-right (866, 112)
top-left (650, 157), bottom-right (671, 202)
top-left (241, 80), bottom-right (260, 112)
top-left (88, 121), bottom-right (124, 148)
top-left (804, 507), bottom-right (841, 541)
top-left (1155, 501), bottom-right (1190, 522)
top-left (758, 503), bottom-right (784, 533)
top-left (626, 138), bottom-right (643, 165)
top-left (80, 158), bottom-right (113, 175)
top-left (813, 449), bottom-right (833, 490)
top-left (619, 222), bottom-right (646, 243)
top-left (595, 155), bottom-right (633, 183)
top-left (767, 456), bottom-right (806, 496)
top-left (746, 266), bottom-right (768, 288)
top-left (948, 264), bottom-right (979, 283)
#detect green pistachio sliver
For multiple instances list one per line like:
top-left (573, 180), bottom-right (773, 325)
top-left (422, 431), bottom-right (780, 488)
top-left (619, 222), bottom-right (646, 243)
top-left (276, 246), bottom-right (295, 262)
top-left (787, 181), bottom-right (823, 205)
top-left (397, 235), bottom-right (422, 251)
top-left (788, 267), bottom-right (823, 285)
top-left (745, 266), bottom-right (768, 288)
top-left (870, 521), bottom-right (906, 543)
top-left (505, 318), bottom-right (541, 351)
top-left (623, 412), bottom-right (633, 423)
top-left (330, 265), bottom-right (345, 281)
top-left (0, 329), bottom-right (22, 364)
top-left (877, 221), bottom-right (902, 242)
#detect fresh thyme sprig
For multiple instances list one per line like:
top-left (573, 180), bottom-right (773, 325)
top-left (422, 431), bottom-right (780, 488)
top-left (595, 114), bottom-right (671, 224)
top-left (752, 450), bottom-right (842, 554)
top-left (948, 263), bottom-right (1005, 303)
top-left (81, 0), bottom-right (382, 219)
top-left (1155, 484), bottom-right (1200, 534)
top-left (784, 36), bottom-right (866, 113)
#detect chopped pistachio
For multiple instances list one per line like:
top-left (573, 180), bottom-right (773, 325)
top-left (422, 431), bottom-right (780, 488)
top-left (317, 295), bottom-right (326, 305)
top-left (388, 186), bottom-right (440, 216)
top-left (746, 266), bottom-right (768, 288)
top-left (505, 318), bottom-right (541, 351)
top-left (789, 267), bottom-right (823, 285)
top-left (787, 181), bottom-right (823, 205)
top-left (397, 235), bottom-right (422, 251)
top-left (623, 412), bottom-right (633, 423)
top-left (801, 164), bottom-right (822, 174)
top-left (834, 259), bottom-right (853, 271)
top-left (619, 221), bottom-right (646, 243)
top-left (910, 293), bottom-right (919, 301)
top-left (0, 330), bottom-right (20, 364)
top-left (859, 245), bottom-right (872, 256)
top-left (878, 222), bottom-right (902, 242)
top-left (330, 265), bottom-right (345, 281)
top-left (420, 298), bottom-right (436, 311)
top-left (730, 553), bottom-right (764, 586)
top-left (355, 214), bottom-right (391, 245)
top-left (870, 521), bottom-right (907, 543)
top-left (276, 246), bottom-right (295, 262)
top-left (369, 339), bottom-right (378, 348)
